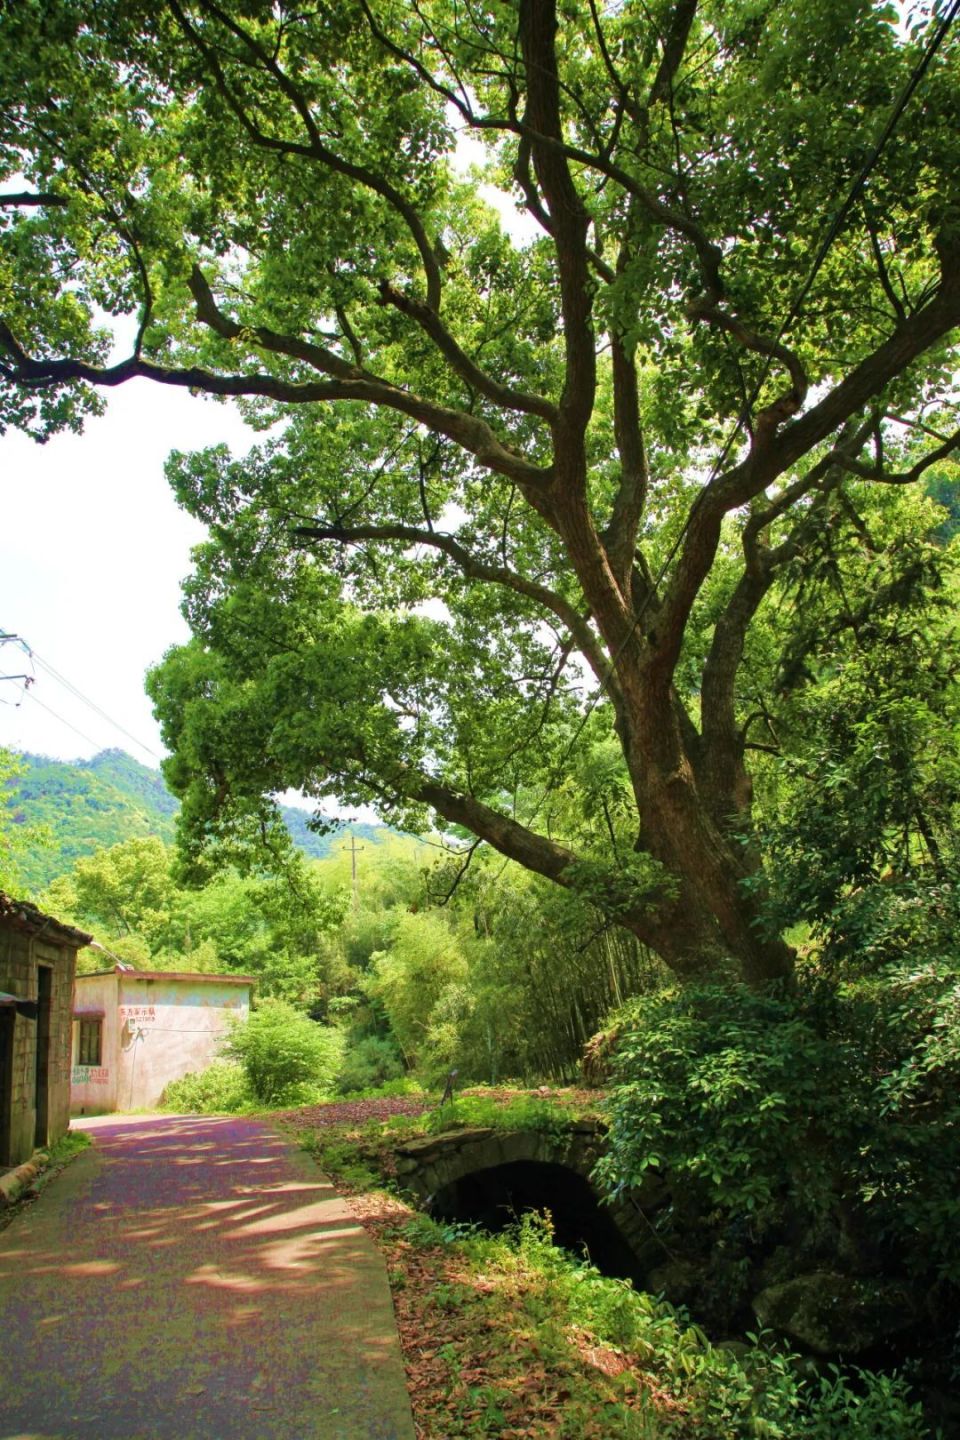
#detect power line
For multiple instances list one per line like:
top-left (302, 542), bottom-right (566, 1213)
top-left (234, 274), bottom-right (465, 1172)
top-left (27, 647), bottom-right (162, 762)
top-left (0, 631), bottom-right (162, 762)
top-left (23, 688), bottom-right (104, 753)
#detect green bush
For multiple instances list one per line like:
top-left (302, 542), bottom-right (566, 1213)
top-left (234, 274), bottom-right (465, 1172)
top-left (597, 967), bottom-right (960, 1289)
top-left (222, 999), bottom-right (343, 1105)
top-left (160, 1061), bottom-right (252, 1114)
top-left (335, 1033), bottom-right (405, 1095)
top-left (596, 982), bottom-right (857, 1225)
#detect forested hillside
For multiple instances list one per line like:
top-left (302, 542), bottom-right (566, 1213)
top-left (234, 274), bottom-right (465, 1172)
top-left (5, 748), bottom-right (382, 887)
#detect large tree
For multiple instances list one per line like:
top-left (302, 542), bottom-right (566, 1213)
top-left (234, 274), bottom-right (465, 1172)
top-left (2, 0), bottom-right (958, 983)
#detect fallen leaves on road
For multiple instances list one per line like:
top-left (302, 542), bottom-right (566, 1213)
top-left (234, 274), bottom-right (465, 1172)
top-left (272, 1095), bottom-right (432, 1132)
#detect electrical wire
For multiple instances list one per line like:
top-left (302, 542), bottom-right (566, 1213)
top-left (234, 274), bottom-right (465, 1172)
top-left (23, 687), bottom-right (105, 752)
top-left (1, 630), bottom-right (162, 762)
top-left (27, 647), bottom-right (162, 762)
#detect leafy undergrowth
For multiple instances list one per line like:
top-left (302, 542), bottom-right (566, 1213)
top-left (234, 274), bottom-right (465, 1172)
top-left (374, 1203), bottom-right (689, 1439)
top-left (291, 1097), bottom-right (929, 1440)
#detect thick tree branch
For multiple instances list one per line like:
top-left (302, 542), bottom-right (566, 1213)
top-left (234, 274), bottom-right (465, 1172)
top-left (827, 426), bottom-right (960, 484)
top-left (652, 266), bottom-right (960, 683)
top-left (0, 318), bottom-right (551, 489)
top-left (0, 191), bottom-right (69, 209)
top-left (513, 134), bottom-right (557, 239)
top-left (467, 111), bottom-right (727, 306)
top-left (648, 0), bottom-right (699, 106)
top-left (604, 328), bottom-right (648, 593)
top-left (699, 420), bottom-right (872, 804)
top-left (293, 519), bottom-right (614, 693)
top-left (397, 767), bottom-right (665, 943)
top-left (518, 0), bottom-right (596, 455)
top-left (759, 261), bottom-right (960, 485)
top-left (744, 417), bottom-right (874, 563)
top-left (188, 265), bottom-right (369, 382)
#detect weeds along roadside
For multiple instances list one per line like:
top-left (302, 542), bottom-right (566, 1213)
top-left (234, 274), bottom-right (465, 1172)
top-left (0, 1130), bottom-right (91, 1231)
top-left (291, 1101), bottom-right (929, 1440)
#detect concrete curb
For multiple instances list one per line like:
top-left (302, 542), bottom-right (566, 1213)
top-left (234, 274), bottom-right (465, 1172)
top-left (0, 1149), bottom-right (48, 1205)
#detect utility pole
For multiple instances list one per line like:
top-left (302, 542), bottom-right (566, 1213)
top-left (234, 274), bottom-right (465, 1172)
top-left (347, 833), bottom-right (365, 909)
top-left (0, 633), bottom-right (33, 692)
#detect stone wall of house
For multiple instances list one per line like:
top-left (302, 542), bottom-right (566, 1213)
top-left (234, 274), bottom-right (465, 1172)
top-left (1, 923), bottom-right (79, 1167)
top-left (1, 926), bottom-right (35, 1166)
top-left (37, 938), bottom-right (77, 1148)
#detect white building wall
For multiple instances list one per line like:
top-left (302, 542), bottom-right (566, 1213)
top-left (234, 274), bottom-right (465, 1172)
top-left (71, 971), bottom-right (120, 1115)
top-left (72, 971), bottom-right (253, 1113)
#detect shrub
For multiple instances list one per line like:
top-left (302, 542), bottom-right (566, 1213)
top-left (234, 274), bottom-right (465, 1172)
top-left (597, 966), bottom-right (960, 1292)
top-left (395, 1210), bottom-right (928, 1439)
top-left (222, 999), bottom-right (343, 1105)
top-left (596, 982), bottom-right (859, 1226)
top-left (161, 1061), bottom-right (252, 1114)
top-left (335, 1033), bottom-right (405, 1095)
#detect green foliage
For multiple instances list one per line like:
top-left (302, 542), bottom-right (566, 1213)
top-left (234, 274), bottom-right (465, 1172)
top-left (44, 1129), bottom-right (92, 1165)
top-left (366, 909), bottom-right (470, 1082)
top-left (3, 747), bottom-right (390, 893)
top-left (424, 1092), bottom-right (585, 1140)
top-left (747, 495), bottom-right (960, 965)
top-left (0, 747), bottom-right (52, 894)
top-left (160, 1061), bottom-right (252, 1115)
top-left (597, 983), bottom-right (853, 1221)
top-left (599, 965), bottom-right (960, 1287)
top-left (335, 1034), bottom-right (406, 1095)
top-left (65, 835), bottom-right (179, 949)
top-left (222, 999), bottom-right (344, 1106)
top-left (296, 1131), bottom-right (383, 1191)
top-left (9, 750), bottom-right (178, 890)
top-left (5, 0), bottom-right (955, 980)
top-left (41, 832), bottom-right (347, 1004)
top-left (453, 859), bottom-right (668, 1082)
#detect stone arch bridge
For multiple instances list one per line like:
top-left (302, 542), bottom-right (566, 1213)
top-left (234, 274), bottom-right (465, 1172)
top-left (392, 1122), bottom-right (667, 1283)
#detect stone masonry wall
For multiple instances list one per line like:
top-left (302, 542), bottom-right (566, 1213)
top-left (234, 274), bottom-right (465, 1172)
top-left (37, 938), bottom-right (76, 1147)
top-left (393, 1123), bottom-right (669, 1277)
top-left (0, 926), bottom-right (78, 1166)
top-left (0, 927), bottom-right (35, 1166)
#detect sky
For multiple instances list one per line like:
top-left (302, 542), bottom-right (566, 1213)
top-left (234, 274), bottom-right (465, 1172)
top-left (0, 383), bottom-right (250, 768)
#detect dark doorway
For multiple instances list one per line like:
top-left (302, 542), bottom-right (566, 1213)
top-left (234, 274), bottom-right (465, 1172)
top-left (432, 1160), bottom-right (642, 1284)
top-left (0, 1008), bottom-right (13, 1166)
top-left (34, 965), bottom-right (52, 1148)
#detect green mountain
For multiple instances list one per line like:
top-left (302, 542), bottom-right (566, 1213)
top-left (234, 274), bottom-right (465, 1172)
top-left (7, 748), bottom-right (382, 889)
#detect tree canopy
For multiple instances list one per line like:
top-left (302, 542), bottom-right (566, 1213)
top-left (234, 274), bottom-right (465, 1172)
top-left (2, 0), bottom-right (958, 983)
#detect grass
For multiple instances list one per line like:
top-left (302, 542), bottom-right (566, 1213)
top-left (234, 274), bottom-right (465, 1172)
top-left (0, 1128), bottom-right (92, 1230)
top-left (48, 1129), bottom-right (92, 1164)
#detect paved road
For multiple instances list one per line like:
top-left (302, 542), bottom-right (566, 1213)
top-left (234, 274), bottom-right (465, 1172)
top-left (0, 1115), bottom-right (415, 1440)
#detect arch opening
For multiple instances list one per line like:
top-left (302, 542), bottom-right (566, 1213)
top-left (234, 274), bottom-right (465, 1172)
top-left (431, 1160), bottom-right (642, 1284)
